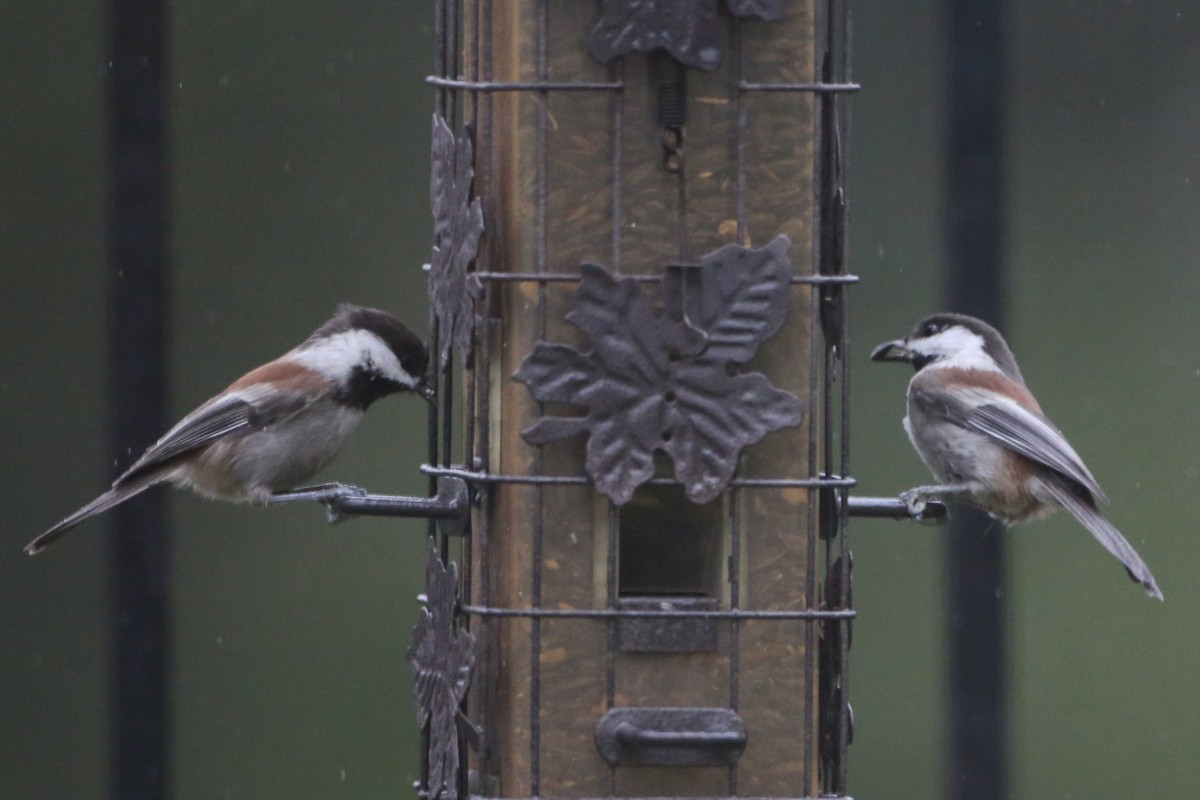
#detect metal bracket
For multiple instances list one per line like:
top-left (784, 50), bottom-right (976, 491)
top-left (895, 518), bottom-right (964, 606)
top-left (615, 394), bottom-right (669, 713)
top-left (317, 476), bottom-right (470, 537)
top-left (595, 707), bottom-right (746, 767)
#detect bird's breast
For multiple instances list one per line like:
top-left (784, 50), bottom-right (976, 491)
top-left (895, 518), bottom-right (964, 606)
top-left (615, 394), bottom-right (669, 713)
top-left (902, 400), bottom-right (995, 482)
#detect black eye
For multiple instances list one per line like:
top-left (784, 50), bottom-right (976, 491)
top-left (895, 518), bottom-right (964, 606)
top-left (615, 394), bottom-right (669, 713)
top-left (920, 321), bottom-right (941, 337)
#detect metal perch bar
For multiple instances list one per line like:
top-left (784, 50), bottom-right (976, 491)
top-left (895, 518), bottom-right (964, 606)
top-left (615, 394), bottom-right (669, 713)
top-left (459, 605), bottom-right (856, 621)
top-left (472, 271), bottom-right (860, 285)
top-left (413, 464), bottom-right (941, 521)
top-left (322, 476), bottom-right (470, 535)
top-left (847, 495), bottom-right (948, 522)
top-left (421, 464), bottom-right (856, 490)
top-left (737, 80), bottom-right (861, 93)
top-left (426, 76), bottom-right (862, 95)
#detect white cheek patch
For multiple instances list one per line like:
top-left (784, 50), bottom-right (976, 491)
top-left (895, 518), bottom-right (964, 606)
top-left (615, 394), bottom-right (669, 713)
top-left (294, 330), bottom-right (414, 387)
top-left (913, 327), bottom-right (995, 372)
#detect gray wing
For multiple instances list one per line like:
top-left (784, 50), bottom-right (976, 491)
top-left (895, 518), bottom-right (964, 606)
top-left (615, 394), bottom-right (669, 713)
top-left (965, 400), bottom-right (1106, 502)
top-left (115, 385), bottom-right (310, 487)
top-left (912, 387), bottom-right (1107, 502)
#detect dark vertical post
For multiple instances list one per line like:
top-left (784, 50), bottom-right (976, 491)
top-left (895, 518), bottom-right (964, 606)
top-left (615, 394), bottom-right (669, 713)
top-left (106, 0), bottom-right (171, 797)
top-left (943, 2), bottom-right (1006, 800)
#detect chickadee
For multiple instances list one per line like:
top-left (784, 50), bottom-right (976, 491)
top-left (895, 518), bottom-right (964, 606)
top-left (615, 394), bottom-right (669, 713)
top-left (26, 304), bottom-right (432, 555)
top-left (871, 313), bottom-right (1162, 600)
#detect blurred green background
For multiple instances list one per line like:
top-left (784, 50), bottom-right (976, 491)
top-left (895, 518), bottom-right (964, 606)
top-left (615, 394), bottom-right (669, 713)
top-left (2, 2), bottom-right (1198, 798)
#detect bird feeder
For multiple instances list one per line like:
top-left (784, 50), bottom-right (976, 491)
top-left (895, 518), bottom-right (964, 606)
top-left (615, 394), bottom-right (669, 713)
top-left (415, 2), bottom-right (857, 798)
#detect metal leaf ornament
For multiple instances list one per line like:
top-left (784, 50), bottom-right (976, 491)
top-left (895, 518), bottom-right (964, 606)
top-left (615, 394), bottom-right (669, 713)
top-left (429, 114), bottom-right (484, 367)
top-left (515, 235), bottom-right (803, 505)
top-left (409, 539), bottom-right (476, 800)
top-left (588, 0), bottom-right (787, 71)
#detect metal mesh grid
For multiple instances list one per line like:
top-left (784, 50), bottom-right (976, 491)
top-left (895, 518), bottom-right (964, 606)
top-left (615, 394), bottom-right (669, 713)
top-left (422, 2), bottom-right (855, 798)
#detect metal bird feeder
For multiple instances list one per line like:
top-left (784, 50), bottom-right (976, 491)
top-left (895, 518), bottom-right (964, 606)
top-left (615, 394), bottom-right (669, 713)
top-left (413, 2), bottom-right (864, 798)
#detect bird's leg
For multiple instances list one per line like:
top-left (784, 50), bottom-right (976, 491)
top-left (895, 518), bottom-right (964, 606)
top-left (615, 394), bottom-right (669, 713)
top-left (269, 483), bottom-right (368, 524)
top-left (269, 482), bottom-right (369, 503)
top-left (899, 483), bottom-right (971, 519)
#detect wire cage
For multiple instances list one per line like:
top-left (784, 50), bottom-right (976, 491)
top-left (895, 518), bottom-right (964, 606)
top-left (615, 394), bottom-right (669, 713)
top-left (415, 2), bottom-right (855, 798)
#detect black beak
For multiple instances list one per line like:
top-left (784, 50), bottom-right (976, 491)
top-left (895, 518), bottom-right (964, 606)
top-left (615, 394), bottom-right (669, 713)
top-left (870, 338), bottom-right (914, 363)
top-left (418, 380), bottom-right (437, 405)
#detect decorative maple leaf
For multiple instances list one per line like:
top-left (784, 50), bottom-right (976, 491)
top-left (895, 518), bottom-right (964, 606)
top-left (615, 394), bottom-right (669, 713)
top-left (429, 114), bottom-right (484, 368)
top-left (588, 0), bottom-right (788, 71)
top-left (588, 0), bottom-right (721, 70)
top-left (515, 235), bottom-right (803, 505)
top-left (409, 539), bottom-right (476, 800)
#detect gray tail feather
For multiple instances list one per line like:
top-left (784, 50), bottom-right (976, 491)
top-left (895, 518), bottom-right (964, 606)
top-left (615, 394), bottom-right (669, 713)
top-left (25, 479), bottom-right (161, 555)
top-left (1042, 478), bottom-right (1163, 601)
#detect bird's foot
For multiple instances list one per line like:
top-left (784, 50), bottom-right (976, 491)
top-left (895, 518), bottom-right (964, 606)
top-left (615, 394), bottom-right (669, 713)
top-left (270, 483), bottom-right (368, 524)
top-left (899, 487), bottom-right (934, 520)
top-left (899, 484), bottom-right (968, 525)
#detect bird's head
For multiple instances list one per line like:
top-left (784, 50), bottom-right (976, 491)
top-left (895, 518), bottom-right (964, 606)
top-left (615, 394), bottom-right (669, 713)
top-left (299, 304), bottom-right (433, 408)
top-left (870, 312), bottom-right (1023, 382)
